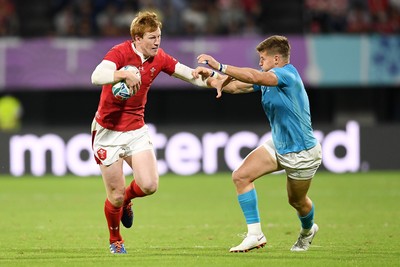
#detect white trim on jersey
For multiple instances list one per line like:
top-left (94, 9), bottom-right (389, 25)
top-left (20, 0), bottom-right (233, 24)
top-left (172, 62), bottom-right (210, 88)
top-left (91, 60), bottom-right (117, 85)
top-left (92, 60), bottom-right (210, 88)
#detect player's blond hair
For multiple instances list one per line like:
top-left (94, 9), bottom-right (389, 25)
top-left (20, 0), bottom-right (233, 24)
top-left (130, 11), bottom-right (162, 39)
top-left (256, 35), bottom-right (290, 62)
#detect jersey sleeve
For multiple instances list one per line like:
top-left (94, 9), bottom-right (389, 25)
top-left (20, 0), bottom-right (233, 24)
top-left (103, 42), bottom-right (128, 70)
top-left (271, 67), bottom-right (295, 88)
top-left (159, 49), bottom-right (178, 75)
top-left (253, 84), bottom-right (262, 91)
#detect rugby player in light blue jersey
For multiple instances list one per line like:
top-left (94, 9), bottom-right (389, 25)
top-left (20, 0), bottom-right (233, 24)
top-left (193, 35), bottom-right (322, 252)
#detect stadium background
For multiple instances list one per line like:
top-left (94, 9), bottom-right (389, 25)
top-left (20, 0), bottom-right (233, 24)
top-left (0, 0), bottom-right (399, 175)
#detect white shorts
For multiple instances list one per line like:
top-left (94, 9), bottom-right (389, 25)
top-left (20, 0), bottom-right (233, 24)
top-left (263, 139), bottom-right (322, 180)
top-left (91, 120), bottom-right (153, 166)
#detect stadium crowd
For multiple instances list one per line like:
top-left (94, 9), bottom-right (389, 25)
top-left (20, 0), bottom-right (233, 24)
top-left (1, 0), bottom-right (399, 37)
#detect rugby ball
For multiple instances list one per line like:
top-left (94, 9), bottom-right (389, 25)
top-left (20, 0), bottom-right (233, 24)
top-left (112, 65), bottom-right (141, 101)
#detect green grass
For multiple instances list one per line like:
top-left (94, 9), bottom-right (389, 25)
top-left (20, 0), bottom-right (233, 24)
top-left (0, 171), bottom-right (399, 266)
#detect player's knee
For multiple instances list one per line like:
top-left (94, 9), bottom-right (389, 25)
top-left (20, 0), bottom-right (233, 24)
top-left (288, 197), bottom-right (304, 210)
top-left (109, 191), bottom-right (125, 207)
top-left (232, 169), bottom-right (247, 186)
top-left (141, 180), bottom-right (158, 195)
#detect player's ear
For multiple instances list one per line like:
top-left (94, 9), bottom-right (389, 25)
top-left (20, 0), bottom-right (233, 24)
top-left (274, 55), bottom-right (279, 64)
top-left (133, 34), bottom-right (141, 42)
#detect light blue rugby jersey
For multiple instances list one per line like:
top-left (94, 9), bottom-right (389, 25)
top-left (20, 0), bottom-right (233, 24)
top-left (253, 64), bottom-right (317, 155)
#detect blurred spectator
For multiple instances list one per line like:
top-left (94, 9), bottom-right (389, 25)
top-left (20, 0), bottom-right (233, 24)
top-left (181, 1), bottom-right (208, 35)
top-left (387, 4), bottom-right (400, 31)
top-left (53, 2), bottom-right (76, 36)
top-left (241, 0), bottom-right (260, 16)
top-left (96, 3), bottom-right (123, 36)
top-left (0, 0), bottom-right (19, 36)
top-left (76, 0), bottom-right (96, 36)
top-left (160, 0), bottom-right (186, 36)
top-left (305, 0), bottom-right (349, 33)
top-left (240, 16), bottom-right (261, 36)
top-left (205, 2), bottom-right (222, 35)
top-left (369, 0), bottom-right (389, 18)
top-left (53, 0), bottom-right (96, 36)
top-left (368, 0), bottom-right (390, 31)
top-left (218, 0), bottom-right (247, 35)
top-left (390, 0), bottom-right (400, 9)
top-left (305, 0), bottom-right (400, 33)
top-left (304, 0), bottom-right (329, 33)
top-left (327, 0), bottom-right (349, 32)
top-left (347, 2), bottom-right (372, 32)
top-left (240, 0), bottom-right (261, 36)
top-left (369, 0), bottom-right (400, 32)
top-left (2, 0), bottom-right (399, 37)
top-left (114, 1), bottom-right (138, 33)
top-left (138, 0), bottom-right (163, 20)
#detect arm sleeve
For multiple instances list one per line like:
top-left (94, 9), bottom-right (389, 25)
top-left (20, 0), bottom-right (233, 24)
top-left (271, 68), bottom-right (292, 88)
top-left (91, 60), bottom-right (117, 85)
top-left (171, 62), bottom-right (210, 88)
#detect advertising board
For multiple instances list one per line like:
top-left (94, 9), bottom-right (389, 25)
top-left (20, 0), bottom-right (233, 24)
top-left (1, 121), bottom-right (398, 177)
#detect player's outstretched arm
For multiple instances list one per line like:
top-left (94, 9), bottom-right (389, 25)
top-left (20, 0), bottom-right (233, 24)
top-left (192, 66), bottom-right (230, 98)
top-left (172, 62), bottom-right (212, 88)
top-left (197, 54), bottom-right (278, 86)
top-left (217, 79), bottom-right (254, 97)
top-left (193, 66), bottom-right (254, 98)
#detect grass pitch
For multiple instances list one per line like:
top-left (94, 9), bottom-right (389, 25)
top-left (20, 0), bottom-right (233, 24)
top-left (0, 171), bottom-right (399, 267)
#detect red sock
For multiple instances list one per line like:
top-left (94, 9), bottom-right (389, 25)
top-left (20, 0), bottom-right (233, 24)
top-left (104, 199), bottom-right (123, 243)
top-left (124, 180), bottom-right (147, 205)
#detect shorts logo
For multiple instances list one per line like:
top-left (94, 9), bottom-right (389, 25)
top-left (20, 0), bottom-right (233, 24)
top-left (97, 148), bottom-right (107, 160)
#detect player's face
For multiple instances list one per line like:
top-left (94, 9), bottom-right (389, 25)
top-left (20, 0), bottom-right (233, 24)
top-left (135, 27), bottom-right (161, 58)
top-left (258, 50), bottom-right (276, 72)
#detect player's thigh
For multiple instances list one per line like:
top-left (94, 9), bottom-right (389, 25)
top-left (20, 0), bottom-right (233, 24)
top-left (234, 145), bottom-right (280, 181)
top-left (100, 158), bottom-right (126, 193)
top-left (125, 149), bottom-right (159, 184)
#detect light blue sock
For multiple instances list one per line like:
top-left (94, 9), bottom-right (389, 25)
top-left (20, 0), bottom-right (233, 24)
top-left (299, 204), bottom-right (314, 230)
top-left (238, 189), bottom-right (260, 224)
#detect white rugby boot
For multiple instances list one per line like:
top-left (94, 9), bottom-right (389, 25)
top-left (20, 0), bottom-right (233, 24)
top-left (229, 233), bottom-right (267, 253)
top-left (290, 223), bottom-right (319, 251)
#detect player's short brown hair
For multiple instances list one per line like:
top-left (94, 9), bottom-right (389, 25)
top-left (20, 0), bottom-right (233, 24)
top-left (256, 35), bottom-right (290, 62)
top-left (130, 11), bottom-right (162, 39)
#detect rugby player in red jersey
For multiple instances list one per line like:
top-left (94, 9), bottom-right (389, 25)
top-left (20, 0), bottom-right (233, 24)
top-left (90, 11), bottom-right (218, 254)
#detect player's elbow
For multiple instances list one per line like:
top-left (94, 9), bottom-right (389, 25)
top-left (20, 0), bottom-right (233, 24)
top-left (91, 71), bottom-right (101, 85)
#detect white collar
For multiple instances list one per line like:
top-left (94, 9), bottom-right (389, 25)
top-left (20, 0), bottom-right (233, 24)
top-left (132, 43), bottom-right (149, 64)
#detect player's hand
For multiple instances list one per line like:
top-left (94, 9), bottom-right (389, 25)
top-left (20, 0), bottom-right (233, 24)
top-left (214, 75), bottom-right (233, 98)
top-left (124, 71), bottom-right (141, 95)
top-left (192, 66), bottom-right (213, 79)
top-left (197, 54), bottom-right (219, 71)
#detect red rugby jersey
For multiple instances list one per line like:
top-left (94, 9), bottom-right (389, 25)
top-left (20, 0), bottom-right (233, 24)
top-left (95, 40), bottom-right (177, 131)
